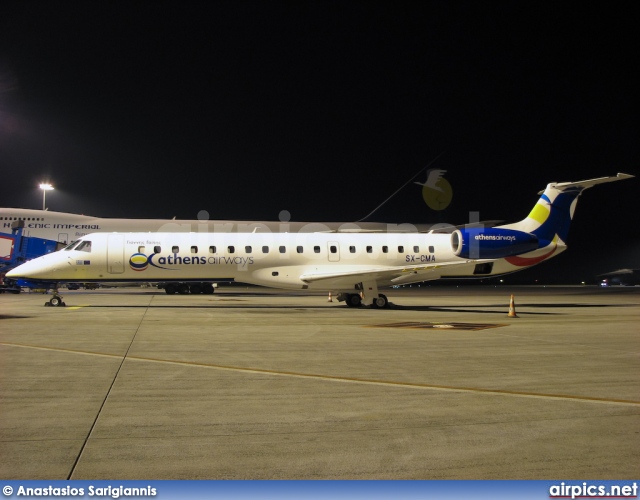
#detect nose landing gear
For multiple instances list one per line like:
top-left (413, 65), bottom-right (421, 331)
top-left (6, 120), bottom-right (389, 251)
top-left (45, 290), bottom-right (66, 307)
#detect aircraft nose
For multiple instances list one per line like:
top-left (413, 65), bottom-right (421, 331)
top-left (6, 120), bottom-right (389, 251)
top-left (6, 257), bottom-right (53, 279)
top-left (6, 260), bottom-right (38, 279)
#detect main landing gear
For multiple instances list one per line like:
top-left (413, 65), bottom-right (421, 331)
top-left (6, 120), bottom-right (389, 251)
top-left (340, 293), bottom-right (389, 309)
top-left (338, 280), bottom-right (390, 309)
top-left (372, 294), bottom-right (389, 309)
top-left (163, 282), bottom-right (216, 295)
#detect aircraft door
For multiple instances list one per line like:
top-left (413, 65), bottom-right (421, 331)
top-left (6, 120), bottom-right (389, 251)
top-left (327, 241), bottom-right (340, 262)
top-left (58, 233), bottom-right (68, 245)
top-left (107, 234), bottom-right (125, 274)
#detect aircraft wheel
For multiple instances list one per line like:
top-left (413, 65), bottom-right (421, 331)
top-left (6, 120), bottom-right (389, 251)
top-left (346, 294), bottom-right (362, 307)
top-left (165, 284), bottom-right (177, 295)
top-left (202, 284), bottom-right (215, 294)
top-left (190, 284), bottom-right (202, 294)
top-left (373, 294), bottom-right (388, 309)
top-left (50, 296), bottom-right (62, 307)
top-left (177, 283), bottom-right (190, 295)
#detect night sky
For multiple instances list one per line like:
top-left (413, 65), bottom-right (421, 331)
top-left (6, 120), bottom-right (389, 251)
top-left (0, 1), bottom-right (637, 283)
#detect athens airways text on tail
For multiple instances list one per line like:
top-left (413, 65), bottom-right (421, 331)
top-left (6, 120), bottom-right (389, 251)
top-left (7, 174), bottom-right (633, 308)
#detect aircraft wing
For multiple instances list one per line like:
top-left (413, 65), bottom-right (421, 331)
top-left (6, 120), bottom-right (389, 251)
top-left (300, 260), bottom-right (481, 287)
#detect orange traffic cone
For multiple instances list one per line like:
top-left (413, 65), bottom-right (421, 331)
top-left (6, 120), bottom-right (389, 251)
top-left (507, 294), bottom-right (518, 318)
top-left (327, 292), bottom-right (333, 302)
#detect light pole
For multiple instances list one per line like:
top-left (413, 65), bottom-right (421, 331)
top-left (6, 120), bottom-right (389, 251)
top-left (39, 183), bottom-right (54, 210)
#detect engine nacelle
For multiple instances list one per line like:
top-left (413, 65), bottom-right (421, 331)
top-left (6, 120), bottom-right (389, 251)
top-left (451, 228), bottom-right (539, 259)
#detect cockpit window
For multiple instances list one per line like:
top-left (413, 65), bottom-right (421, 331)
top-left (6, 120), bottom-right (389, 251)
top-left (63, 240), bottom-right (79, 251)
top-left (75, 241), bottom-right (92, 252)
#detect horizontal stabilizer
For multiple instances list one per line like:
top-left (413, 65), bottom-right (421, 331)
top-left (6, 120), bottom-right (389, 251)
top-left (537, 173), bottom-right (634, 194)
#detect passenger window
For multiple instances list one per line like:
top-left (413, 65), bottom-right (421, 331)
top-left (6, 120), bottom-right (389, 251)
top-left (330, 245), bottom-right (337, 253)
top-left (297, 246), bottom-right (303, 254)
top-left (382, 246), bottom-right (388, 253)
top-left (398, 246), bottom-right (404, 253)
top-left (228, 246), bottom-right (235, 254)
top-left (262, 246), bottom-right (269, 254)
top-left (349, 246), bottom-right (356, 253)
top-left (245, 246), bottom-right (252, 253)
top-left (366, 246), bottom-right (372, 253)
top-left (314, 246), bottom-right (321, 253)
top-left (209, 246), bottom-right (216, 254)
top-left (138, 246), bottom-right (146, 253)
top-left (172, 246), bottom-right (179, 253)
top-left (413, 246), bottom-right (419, 253)
top-left (279, 246), bottom-right (286, 254)
top-left (191, 246), bottom-right (198, 253)
top-left (154, 246), bottom-right (161, 253)
top-left (429, 246), bottom-right (435, 253)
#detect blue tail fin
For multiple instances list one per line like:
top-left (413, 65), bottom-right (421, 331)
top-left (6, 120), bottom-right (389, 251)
top-left (500, 173), bottom-right (634, 246)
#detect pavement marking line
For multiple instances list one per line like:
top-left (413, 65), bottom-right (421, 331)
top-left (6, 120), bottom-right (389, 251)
top-left (2, 341), bottom-right (639, 408)
top-left (0, 342), bottom-right (123, 360)
top-left (130, 356), bottom-right (640, 408)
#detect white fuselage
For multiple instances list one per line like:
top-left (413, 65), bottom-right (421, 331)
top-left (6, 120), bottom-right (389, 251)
top-left (7, 231), bottom-right (531, 292)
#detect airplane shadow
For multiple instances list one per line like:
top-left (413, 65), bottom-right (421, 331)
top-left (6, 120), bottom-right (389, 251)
top-left (388, 304), bottom-right (559, 315)
top-left (388, 302), bottom-right (636, 314)
top-left (59, 302), bottom-right (634, 315)
top-left (35, 287), bottom-right (638, 313)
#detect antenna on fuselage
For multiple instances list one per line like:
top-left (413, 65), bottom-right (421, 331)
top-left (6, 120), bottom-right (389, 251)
top-left (356, 151), bottom-right (445, 223)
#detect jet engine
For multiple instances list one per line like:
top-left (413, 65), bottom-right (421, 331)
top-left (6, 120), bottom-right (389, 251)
top-left (451, 227), bottom-right (539, 259)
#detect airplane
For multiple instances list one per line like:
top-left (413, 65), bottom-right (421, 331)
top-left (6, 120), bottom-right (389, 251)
top-left (0, 208), bottom-right (441, 293)
top-left (6, 173), bottom-right (633, 307)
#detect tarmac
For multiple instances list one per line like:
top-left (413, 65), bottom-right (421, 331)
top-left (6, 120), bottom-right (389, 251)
top-left (0, 285), bottom-right (638, 479)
